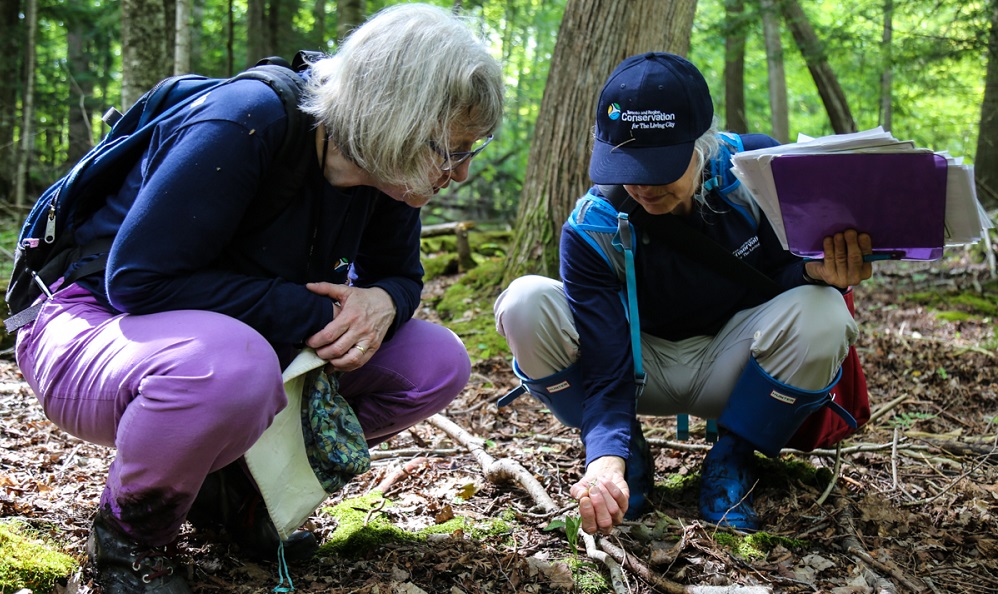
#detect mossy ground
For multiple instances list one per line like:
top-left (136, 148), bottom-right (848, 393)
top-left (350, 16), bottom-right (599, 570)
top-left (318, 492), bottom-right (518, 558)
top-left (0, 520), bottom-right (78, 593)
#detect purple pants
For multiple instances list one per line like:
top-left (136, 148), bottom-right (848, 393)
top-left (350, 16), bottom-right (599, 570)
top-left (16, 283), bottom-right (470, 546)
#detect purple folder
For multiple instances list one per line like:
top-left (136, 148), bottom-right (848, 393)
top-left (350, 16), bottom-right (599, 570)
top-left (770, 152), bottom-right (948, 260)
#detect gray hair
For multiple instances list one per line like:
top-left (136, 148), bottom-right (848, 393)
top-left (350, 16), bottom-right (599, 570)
top-left (301, 3), bottom-right (504, 196)
top-left (691, 117), bottom-right (722, 205)
top-left (692, 117), bottom-right (722, 176)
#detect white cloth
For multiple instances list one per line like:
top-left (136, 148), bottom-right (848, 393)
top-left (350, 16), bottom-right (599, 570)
top-left (244, 349), bottom-right (328, 540)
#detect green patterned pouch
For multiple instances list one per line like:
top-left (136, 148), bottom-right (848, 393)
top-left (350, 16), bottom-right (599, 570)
top-left (300, 370), bottom-right (371, 493)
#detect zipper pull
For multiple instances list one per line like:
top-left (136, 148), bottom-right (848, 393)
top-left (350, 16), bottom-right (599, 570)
top-left (44, 203), bottom-right (57, 244)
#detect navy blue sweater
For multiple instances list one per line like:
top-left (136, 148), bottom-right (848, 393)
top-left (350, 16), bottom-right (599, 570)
top-left (73, 77), bottom-right (424, 360)
top-left (560, 134), bottom-right (811, 466)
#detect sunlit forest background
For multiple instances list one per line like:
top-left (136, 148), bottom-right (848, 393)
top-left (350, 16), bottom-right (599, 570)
top-left (0, 0), bottom-right (991, 229)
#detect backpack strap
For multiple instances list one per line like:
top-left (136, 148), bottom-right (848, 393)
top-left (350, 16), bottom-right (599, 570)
top-left (614, 211), bottom-right (647, 401)
top-left (600, 184), bottom-right (781, 441)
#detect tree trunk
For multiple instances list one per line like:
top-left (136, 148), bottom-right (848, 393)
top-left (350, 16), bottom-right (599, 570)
top-left (779, 0), bottom-right (856, 134)
top-left (312, 0), bottom-right (327, 49)
top-left (175, 0), bottom-right (192, 75)
top-left (191, 0), bottom-right (205, 71)
top-left (879, 0), bottom-right (893, 132)
top-left (121, 0), bottom-right (170, 108)
top-left (247, 0), bottom-right (267, 67)
top-left (67, 26), bottom-right (95, 164)
top-left (761, 0), bottom-right (788, 143)
top-left (227, 0), bottom-right (235, 75)
top-left (723, 0), bottom-right (747, 133)
top-left (336, 0), bottom-right (364, 43)
top-left (977, 0), bottom-right (998, 210)
top-left (0, 0), bottom-right (19, 203)
top-left (500, 0), bottom-right (697, 285)
top-left (15, 0), bottom-right (38, 209)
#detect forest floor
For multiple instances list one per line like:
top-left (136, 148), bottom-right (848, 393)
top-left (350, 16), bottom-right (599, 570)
top-left (1, 253), bottom-right (997, 594)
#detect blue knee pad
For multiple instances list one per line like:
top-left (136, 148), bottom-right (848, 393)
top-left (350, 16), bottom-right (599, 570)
top-left (719, 357), bottom-right (842, 457)
top-left (497, 360), bottom-right (585, 428)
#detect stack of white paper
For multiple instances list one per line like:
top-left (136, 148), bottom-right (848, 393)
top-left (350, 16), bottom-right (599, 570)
top-left (729, 127), bottom-right (992, 261)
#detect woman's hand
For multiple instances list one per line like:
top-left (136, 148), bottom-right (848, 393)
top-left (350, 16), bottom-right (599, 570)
top-left (304, 282), bottom-right (395, 371)
top-left (568, 455), bottom-right (630, 535)
top-left (804, 229), bottom-right (875, 289)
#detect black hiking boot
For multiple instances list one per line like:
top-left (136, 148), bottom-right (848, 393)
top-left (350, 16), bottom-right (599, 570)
top-left (87, 512), bottom-right (192, 594)
top-left (188, 463), bottom-right (319, 562)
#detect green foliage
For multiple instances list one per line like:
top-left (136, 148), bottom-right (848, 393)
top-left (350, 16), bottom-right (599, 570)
top-left (0, 520), bottom-right (78, 593)
top-left (11, 0), bottom-right (991, 224)
top-left (543, 515), bottom-right (581, 555)
top-left (691, 0), bottom-right (985, 159)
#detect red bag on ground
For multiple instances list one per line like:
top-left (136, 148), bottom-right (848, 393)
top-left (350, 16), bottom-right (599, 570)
top-left (786, 289), bottom-right (871, 451)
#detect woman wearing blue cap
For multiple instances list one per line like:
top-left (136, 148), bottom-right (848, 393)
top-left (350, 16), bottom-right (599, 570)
top-left (494, 52), bottom-right (873, 534)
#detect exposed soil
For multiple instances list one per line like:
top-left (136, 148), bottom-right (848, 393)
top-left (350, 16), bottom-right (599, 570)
top-left (1, 254), bottom-right (997, 594)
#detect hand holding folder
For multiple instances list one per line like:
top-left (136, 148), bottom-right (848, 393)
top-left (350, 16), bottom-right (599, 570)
top-left (730, 127), bottom-right (992, 261)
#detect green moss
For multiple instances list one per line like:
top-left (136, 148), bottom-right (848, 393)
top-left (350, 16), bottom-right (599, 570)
top-left (417, 516), bottom-right (514, 544)
top-left (430, 258), bottom-right (511, 362)
top-left (657, 472), bottom-right (700, 498)
top-left (902, 284), bottom-right (998, 319)
top-left (567, 558), bottom-right (610, 593)
top-left (0, 520), bottom-right (78, 593)
top-left (319, 493), bottom-right (419, 557)
top-left (935, 311), bottom-right (976, 322)
top-left (741, 455), bottom-right (821, 492)
top-left (714, 531), bottom-right (808, 559)
top-left (320, 493), bottom-right (517, 557)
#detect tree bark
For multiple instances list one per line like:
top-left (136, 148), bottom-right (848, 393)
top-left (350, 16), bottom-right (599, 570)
top-left (175, 0), bottom-right (192, 75)
top-left (121, 0), bottom-right (170, 108)
top-left (247, 0), bottom-right (267, 67)
top-left (0, 0), bottom-right (20, 203)
top-left (761, 0), bottom-right (788, 143)
top-left (975, 0), bottom-right (998, 210)
top-left (336, 0), bottom-right (364, 43)
top-left (500, 0), bottom-right (698, 285)
top-left (779, 0), bottom-right (856, 134)
top-left (879, 0), bottom-right (893, 132)
top-left (723, 0), bottom-right (747, 133)
top-left (67, 26), bottom-right (95, 164)
top-left (15, 0), bottom-right (38, 208)
top-left (312, 0), bottom-right (327, 49)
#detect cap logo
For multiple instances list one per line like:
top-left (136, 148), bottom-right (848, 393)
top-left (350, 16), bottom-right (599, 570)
top-left (619, 109), bottom-right (676, 129)
top-left (607, 103), bottom-right (621, 120)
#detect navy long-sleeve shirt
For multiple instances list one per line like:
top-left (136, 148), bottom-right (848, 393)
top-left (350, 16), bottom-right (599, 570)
top-left (72, 76), bottom-right (424, 358)
top-left (560, 134), bottom-right (811, 466)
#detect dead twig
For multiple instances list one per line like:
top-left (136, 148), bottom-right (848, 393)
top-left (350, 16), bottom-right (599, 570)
top-left (833, 487), bottom-right (926, 593)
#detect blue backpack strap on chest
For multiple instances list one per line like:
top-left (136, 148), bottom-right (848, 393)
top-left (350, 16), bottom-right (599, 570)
top-left (615, 212), bottom-right (646, 401)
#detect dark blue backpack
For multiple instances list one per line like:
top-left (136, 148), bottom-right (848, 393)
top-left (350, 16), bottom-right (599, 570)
top-left (5, 53), bottom-right (318, 332)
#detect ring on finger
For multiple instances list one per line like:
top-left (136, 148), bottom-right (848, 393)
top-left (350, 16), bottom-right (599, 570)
top-left (353, 344), bottom-right (367, 355)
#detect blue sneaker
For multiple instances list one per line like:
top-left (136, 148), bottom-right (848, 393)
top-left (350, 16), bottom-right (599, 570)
top-left (698, 433), bottom-right (760, 530)
top-left (624, 423), bottom-right (654, 520)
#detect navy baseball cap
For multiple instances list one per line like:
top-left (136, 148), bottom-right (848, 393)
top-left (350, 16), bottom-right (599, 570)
top-left (589, 52), bottom-right (714, 186)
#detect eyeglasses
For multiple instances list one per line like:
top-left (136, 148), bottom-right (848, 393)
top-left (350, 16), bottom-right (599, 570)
top-left (428, 134), bottom-right (494, 172)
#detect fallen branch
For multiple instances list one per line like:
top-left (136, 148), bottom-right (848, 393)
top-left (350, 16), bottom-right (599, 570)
top-left (369, 447), bottom-right (459, 461)
top-left (372, 456), bottom-right (432, 494)
top-left (424, 413), bottom-right (557, 512)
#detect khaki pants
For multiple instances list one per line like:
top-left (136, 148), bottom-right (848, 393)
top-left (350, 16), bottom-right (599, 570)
top-left (494, 275), bottom-right (856, 421)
